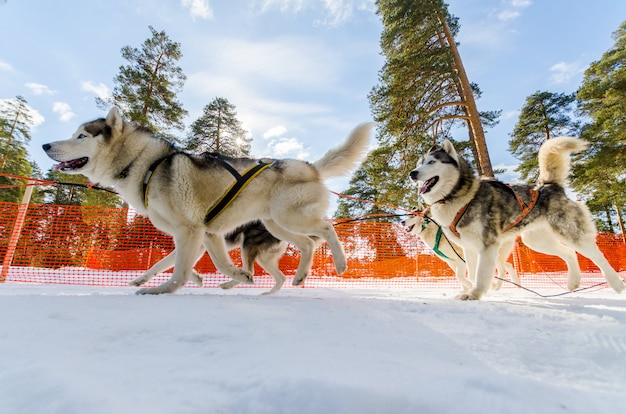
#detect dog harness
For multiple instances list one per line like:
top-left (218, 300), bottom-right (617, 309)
top-left (419, 216), bottom-right (451, 260)
top-left (142, 152), bottom-right (273, 224)
top-left (445, 188), bottom-right (540, 238)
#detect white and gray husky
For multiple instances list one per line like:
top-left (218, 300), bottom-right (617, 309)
top-left (43, 107), bottom-right (372, 294)
top-left (403, 204), bottom-right (518, 292)
top-left (409, 137), bottom-right (624, 300)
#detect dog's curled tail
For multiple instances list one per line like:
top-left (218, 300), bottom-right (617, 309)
top-left (314, 122), bottom-right (374, 180)
top-left (538, 136), bottom-right (588, 186)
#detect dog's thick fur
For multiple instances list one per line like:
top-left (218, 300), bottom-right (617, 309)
top-left (409, 137), bottom-right (624, 300)
top-left (403, 205), bottom-right (518, 292)
top-left (43, 108), bottom-right (372, 294)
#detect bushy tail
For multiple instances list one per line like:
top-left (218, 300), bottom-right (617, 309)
top-left (537, 136), bottom-right (588, 186)
top-left (314, 122), bottom-right (374, 180)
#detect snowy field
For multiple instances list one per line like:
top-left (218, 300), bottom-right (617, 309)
top-left (1, 283), bottom-right (625, 414)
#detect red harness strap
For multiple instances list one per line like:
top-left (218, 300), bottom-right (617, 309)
top-left (447, 188), bottom-right (540, 238)
top-left (502, 188), bottom-right (540, 233)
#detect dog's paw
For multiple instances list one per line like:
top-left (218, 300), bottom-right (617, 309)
top-left (135, 282), bottom-right (179, 295)
top-left (230, 269), bottom-right (254, 285)
top-left (135, 287), bottom-right (164, 295)
top-left (292, 272), bottom-right (309, 286)
top-left (334, 258), bottom-right (348, 275)
top-left (567, 281), bottom-right (581, 292)
top-left (219, 280), bottom-right (239, 290)
top-left (191, 270), bottom-right (203, 287)
top-left (455, 291), bottom-right (481, 301)
top-left (129, 275), bottom-right (150, 286)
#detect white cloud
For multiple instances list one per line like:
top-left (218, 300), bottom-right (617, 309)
top-left (497, 10), bottom-right (520, 21)
top-left (52, 102), bottom-right (76, 122)
top-left (25, 82), bottom-right (55, 95)
top-left (81, 81), bottom-right (111, 100)
top-left (549, 61), bottom-right (585, 84)
top-left (267, 137), bottom-right (310, 159)
top-left (497, 0), bottom-right (532, 21)
top-left (181, 0), bottom-right (213, 20)
top-left (263, 125), bottom-right (288, 139)
top-left (205, 37), bottom-right (341, 89)
top-left (0, 60), bottom-right (13, 71)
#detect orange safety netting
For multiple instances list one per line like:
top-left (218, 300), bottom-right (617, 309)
top-left (1, 201), bottom-right (625, 290)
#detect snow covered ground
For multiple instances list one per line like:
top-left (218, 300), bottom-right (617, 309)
top-left (1, 283), bottom-right (625, 414)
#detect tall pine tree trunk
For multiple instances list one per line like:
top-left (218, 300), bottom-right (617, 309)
top-left (440, 16), bottom-right (494, 177)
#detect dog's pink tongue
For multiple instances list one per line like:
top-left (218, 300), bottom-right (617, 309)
top-left (54, 162), bottom-right (68, 171)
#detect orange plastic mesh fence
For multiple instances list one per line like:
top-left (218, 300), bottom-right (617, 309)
top-left (1, 201), bottom-right (625, 290)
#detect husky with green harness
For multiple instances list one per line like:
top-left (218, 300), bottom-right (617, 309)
top-left (403, 204), bottom-right (518, 292)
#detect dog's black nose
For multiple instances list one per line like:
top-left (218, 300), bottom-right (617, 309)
top-left (409, 170), bottom-right (418, 181)
top-left (42, 144), bottom-right (51, 151)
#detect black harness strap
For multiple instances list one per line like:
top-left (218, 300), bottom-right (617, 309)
top-left (142, 152), bottom-right (178, 209)
top-left (203, 161), bottom-right (272, 225)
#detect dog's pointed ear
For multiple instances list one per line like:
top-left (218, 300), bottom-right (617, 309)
top-left (442, 139), bottom-right (458, 162)
top-left (106, 107), bottom-right (123, 134)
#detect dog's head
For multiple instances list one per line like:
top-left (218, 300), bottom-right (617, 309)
top-left (42, 107), bottom-right (124, 176)
top-left (408, 140), bottom-right (461, 204)
top-left (402, 203), bottom-right (427, 234)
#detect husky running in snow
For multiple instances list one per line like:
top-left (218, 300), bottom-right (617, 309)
top-left (409, 137), bottom-right (624, 300)
top-left (43, 108), bottom-right (373, 294)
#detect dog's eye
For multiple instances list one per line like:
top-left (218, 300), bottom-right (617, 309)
top-left (77, 133), bottom-right (86, 139)
top-left (427, 160), bottom-right (435, 165)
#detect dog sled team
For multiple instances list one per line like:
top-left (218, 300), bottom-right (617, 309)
top-left (43, 108), bottom-right (624, 300)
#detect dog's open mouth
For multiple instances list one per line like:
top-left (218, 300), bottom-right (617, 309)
top-left (419, 176), bottom-right (439, 195)
top-left (54, 157), bottom-right (89, 172)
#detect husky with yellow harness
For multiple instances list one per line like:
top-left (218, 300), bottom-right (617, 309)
top-left (409, 137), bottom-right (625, 300)
top-left (43, 108), bottom-right (373, 294)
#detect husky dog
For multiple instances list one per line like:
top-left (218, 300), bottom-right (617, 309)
top-left (129, 220), bottom-right (292, 295)
top-left (43, 108), bottom-right (373, 294)
top-left (403, 204), bottom-right (518, 292)
top-left (409, 137), bottom-right (624, 300)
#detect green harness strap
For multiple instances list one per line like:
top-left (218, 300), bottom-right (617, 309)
top-left (422, 217), bottom-right (451, 260)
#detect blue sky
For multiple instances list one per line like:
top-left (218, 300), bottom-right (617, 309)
top-left (1, 0), bottom-right (626, 196)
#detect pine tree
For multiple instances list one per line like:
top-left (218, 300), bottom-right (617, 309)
top-left (574, 20), bottom-right (626, 234)
top-left (99, 26), bottom-right (188, 135)
top-left (185, 97), bottom-right (251, 157)
top-left (0, 96), bottom-right (35, 203)
top-left (372, 0), bottom-right (494, 176)
top-left (508, 91), bottom-right (579, 182)
top-left (337, 0), bottom-right (497, 218)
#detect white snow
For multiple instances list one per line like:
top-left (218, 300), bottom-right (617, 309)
top-left (1, 283), bottom-right (625, 414)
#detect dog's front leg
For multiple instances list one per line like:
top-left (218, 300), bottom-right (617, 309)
top-left (130, 246), bottom-right (205, 287)
top-left (456, 246), bottom-right (497, 300)
top-left (203, 233), bottom-right (254, 285)
top-left (136, 230), bottom-right (204, 295)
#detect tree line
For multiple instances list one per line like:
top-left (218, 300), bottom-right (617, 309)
top-left (1, 2), bottom-right (625, 234)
